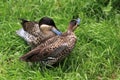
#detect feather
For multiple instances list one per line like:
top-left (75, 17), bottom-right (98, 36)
top-left (16, 17), bottom-right (62, 49)
top-left (20, 18), bottom-right (80, 65)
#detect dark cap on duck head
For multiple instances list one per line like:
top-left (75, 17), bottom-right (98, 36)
top-left (39, 17), bottom-right (59, 30)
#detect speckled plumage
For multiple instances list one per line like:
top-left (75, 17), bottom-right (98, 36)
top-left (20, 18), bottom-right (80, 65)
top-left (16, 17), bottom-right (61, 48)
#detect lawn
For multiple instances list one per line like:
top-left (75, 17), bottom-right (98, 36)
top-left (0, 0), bottom-right (120, 80)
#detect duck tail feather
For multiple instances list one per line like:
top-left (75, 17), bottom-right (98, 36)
top-left (16, 28), bottom-right (26, 39)
top-left (18, 18), bottom-right (29, 22)
top-left (16, 28), bottom-right (34, 43)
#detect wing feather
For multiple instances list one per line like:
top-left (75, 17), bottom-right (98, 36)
top-left (20, 36), bottom-right (68, 62)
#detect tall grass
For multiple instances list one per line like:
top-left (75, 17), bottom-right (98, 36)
top-left (0, 0), bottom-right (120, 80)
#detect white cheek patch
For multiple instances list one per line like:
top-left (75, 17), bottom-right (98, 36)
top-left (40, 24), bottom-right (51, 31)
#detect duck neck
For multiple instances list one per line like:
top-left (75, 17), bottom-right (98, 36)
top-left (67, 30), bottom-right (73, 34)
top-left (67, 25), bottom-right (73, 34)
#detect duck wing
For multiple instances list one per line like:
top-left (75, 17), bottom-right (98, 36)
top-left (16, 25), bottom-right (58, 49)
top-left (19, 18), bottom-right (39, 35)
top-left (20, 36), bottom-right (68, 63)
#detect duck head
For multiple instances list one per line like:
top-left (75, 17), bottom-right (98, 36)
top-left (67, 18), bottom-right (80, 33)
top-left (39, 17), bottom-right (56, 29)
top-left (39, 17), bottom-right (62, 35)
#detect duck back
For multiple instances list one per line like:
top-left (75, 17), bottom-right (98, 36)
top-left (20, 32), bottom-right (77, 65)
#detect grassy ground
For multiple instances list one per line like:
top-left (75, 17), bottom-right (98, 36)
top-left (0, 0), bottom-right (120, 80)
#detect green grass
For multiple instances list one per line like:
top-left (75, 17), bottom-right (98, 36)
top-left (0, 0), bottom-right (120, 80)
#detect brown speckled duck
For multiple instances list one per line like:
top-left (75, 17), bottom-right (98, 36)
top-left (20, 18), bottom-right (80, 65)
top-left (16, 17), bottom-right (62, 49)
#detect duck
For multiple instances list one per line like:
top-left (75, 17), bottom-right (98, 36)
top-left (19, 18), bottom-right (80, 66)
top-left (16, 17), bottom-right (62, 49)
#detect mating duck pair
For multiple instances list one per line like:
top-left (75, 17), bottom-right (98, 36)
top-left (17, 17), bottom-right (80, 66)
top-left (16, 17), bottom-right (62, 49)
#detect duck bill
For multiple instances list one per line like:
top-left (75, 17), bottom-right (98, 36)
top-left (51, 27), bottom-right (62, 35)
top-left (76, 18), bottom-right (80, 25)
